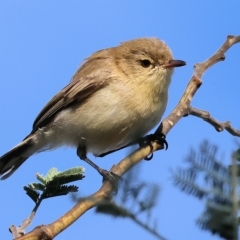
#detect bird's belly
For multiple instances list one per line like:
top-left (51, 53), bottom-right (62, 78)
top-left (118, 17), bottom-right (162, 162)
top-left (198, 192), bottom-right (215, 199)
top-left (41, 89), bottom-right (167, 156)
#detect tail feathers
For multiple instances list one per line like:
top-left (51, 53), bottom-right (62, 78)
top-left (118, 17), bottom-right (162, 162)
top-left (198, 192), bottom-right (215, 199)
top-left (0, 136), bottom-right (35, 180)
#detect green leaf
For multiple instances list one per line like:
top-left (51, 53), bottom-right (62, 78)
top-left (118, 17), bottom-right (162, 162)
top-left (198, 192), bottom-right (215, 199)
top-left (25, 167), bottom-right (84, 202)
top-left (46, 167), bottom-right (85, 187)
top-left (36, 173), bottom-right (47, 184)
top-left (43, 168), bottom-right (59, 183)
top-left (28, 183), bottom-right (45, 191)
top-left (23, 186), bottom-right (40, 203)
top-left (96, 201), bottom-right (129, 217)
top-left (36, 167), bottom-right (85, 187)
top-left (42, 185), bottom-right (79, 199)
top-left (55, 167), bottom-right (85, 177)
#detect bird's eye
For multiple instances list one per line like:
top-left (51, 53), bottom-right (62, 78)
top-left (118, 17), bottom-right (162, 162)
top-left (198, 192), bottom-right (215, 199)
top-left (140, 59), bottom-right (151, 68)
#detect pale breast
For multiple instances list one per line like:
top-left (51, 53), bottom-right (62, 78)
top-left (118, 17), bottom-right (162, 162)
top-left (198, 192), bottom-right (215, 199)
top-left (41, 73), bottom-right (169, 156)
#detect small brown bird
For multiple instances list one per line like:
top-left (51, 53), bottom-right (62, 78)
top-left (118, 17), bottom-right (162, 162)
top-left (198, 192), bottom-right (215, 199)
top-left (0, 38), bottom-right (186, 180)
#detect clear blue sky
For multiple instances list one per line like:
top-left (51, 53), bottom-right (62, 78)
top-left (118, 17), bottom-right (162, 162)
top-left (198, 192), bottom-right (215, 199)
top-left (0, 1), bottom-right (239, 240)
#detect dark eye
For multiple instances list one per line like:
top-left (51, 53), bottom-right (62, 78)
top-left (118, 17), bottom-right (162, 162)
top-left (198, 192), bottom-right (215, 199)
top-left (140, 59), bottom-right (151, 68)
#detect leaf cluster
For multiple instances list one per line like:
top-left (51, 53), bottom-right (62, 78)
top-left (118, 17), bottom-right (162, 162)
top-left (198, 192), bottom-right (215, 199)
top-left (24, 167), bottom-right (85, 203)
top-left (172, 140), bottom-right (240, 240)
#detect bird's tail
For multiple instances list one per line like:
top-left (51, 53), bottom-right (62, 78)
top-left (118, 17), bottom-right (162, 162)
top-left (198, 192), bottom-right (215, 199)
top-left (0, 134), bottom-right (37, 180)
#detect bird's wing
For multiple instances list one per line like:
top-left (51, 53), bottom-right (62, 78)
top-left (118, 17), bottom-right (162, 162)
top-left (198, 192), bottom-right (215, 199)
top-left (31, 53), bottom-right (111, 133)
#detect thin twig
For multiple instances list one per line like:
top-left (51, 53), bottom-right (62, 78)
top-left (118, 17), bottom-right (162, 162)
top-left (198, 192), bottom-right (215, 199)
top-left (187, 106), bottom-right (240, 136)
top-left (10, 194), bottom-right (44, 238)
top-left (129, 213), bottom-right (167, 240)
top-left (157, 35), bottom-right (240, 136)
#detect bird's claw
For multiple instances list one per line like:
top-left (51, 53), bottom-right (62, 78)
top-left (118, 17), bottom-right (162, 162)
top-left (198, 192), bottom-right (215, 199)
top-left (98, 168), bottom-right (121, 194)
top-left (139, 133), bottom-right (168, 161)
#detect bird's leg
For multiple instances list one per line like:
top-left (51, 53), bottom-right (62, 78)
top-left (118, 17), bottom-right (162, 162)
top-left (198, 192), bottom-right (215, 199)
top-left (139, 132), bottom-right (168, 161)
top-left (77, 145), bottom-right (121, 184)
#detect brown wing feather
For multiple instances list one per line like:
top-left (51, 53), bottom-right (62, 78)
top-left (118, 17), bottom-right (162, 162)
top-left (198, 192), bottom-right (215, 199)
top-left (31, 50), bottom-right (112, 134)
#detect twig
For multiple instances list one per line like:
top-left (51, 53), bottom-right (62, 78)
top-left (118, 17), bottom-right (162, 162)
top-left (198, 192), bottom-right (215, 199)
top-left (187, 106), bottom-right (240, 136)
top-left (15, 35), bottom-right (240, 240)
top-left (156, 35), bottom-right (240, 136)
top-left (10, 195), bottom-right (43, 238)
top-left (129, 213), bottom-right (167, 240)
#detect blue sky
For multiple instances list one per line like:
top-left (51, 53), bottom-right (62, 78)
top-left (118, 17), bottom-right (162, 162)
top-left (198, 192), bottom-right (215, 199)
top-left (0, 1), bottom-right (239, 240)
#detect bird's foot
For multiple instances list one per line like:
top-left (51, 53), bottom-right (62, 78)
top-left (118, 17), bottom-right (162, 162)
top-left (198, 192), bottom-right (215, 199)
top-left (97, 167), bottom-right (122, 185)
top-left (77, 146), bottom-right (121, 192)
top-left (94, 168), bottom-right (121, 194)
top-left (139, 133), bottom-right (168, 161)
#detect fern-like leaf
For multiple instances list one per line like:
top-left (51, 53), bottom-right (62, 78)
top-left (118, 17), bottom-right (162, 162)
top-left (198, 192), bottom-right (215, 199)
top-left (42, 185), bottom-right (79, 199)
top-left (23, 186), bottom-right (40, 203)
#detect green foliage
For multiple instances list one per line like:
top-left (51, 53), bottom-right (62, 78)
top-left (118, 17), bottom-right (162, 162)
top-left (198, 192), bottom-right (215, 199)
top-left (24, 167), bottom-right (85, 203)
top-left (232, 148), bottom-right (240, 162)
top-left (172, 140), bottom-right (239, 240)
top-left (96, 201), bottom-right (130, 217)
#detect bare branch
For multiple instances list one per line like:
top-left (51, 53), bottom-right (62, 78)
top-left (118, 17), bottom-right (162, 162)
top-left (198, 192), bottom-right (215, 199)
top-left (187, 106), bottom-right (240, 137)
top-left (194, 35), bottom-right (240, 79)
top-left (157, 35), bottom-right (240, 136)
top-left (10, 193), bottom-right (43, 238)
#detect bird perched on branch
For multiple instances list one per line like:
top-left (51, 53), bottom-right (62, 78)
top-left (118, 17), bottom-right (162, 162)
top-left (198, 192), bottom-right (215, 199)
top-left (0, 38), bottom-right (186, 180)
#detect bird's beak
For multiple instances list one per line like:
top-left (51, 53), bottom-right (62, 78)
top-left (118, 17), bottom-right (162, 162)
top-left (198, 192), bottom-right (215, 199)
top-left (163, 60), bottom-right (186, 69)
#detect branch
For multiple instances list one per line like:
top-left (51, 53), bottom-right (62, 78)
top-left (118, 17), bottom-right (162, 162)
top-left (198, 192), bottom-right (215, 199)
top-left (15, 35), bottom-right (240, 240)
top-left (129, 213), bottom-right (167, 240)
top-left (188, 106), bottom-right (240, 136)
top-left (10, 198), bottom-right (42, 238)
top-left (156, 35), bottom-right (240, 136)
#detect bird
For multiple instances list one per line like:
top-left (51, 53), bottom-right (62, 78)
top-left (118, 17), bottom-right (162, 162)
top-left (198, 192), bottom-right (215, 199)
top-left (0, 38), bottom-right (186, 180)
